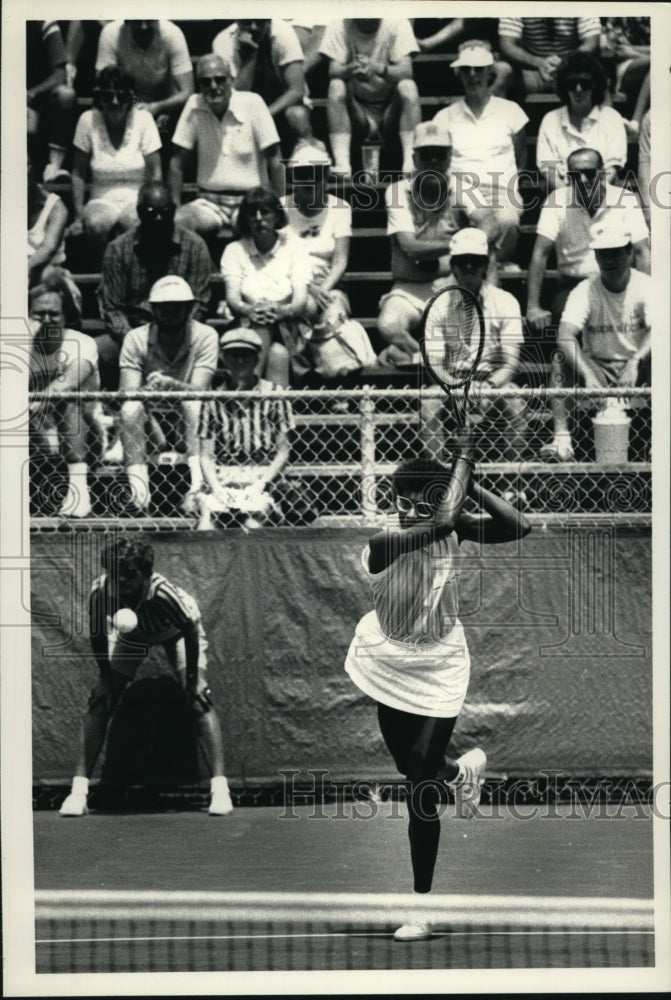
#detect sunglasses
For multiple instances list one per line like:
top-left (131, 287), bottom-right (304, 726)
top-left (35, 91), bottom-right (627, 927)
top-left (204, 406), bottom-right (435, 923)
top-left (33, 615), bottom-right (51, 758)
top-left (395, 496), bottom-right (435, 518)
top-left (138, 204), bottom-right (174, 218)
top-left (567, 77), bottom-right (593, 89)
top-left (567, 168), bottom-right (600, 181)
top-left (98, 89), bottom-right (132, 104)
top-left (199, 76), bottom-right (229, 88)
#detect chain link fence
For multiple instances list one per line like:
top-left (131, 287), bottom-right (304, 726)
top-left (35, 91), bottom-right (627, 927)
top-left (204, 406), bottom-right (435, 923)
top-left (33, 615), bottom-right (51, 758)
top-left (28, 385), bottom-right (652, 530)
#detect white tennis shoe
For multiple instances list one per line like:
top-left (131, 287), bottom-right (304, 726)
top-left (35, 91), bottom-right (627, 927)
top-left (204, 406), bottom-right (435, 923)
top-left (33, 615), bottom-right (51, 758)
top-left (59, 791), bottom-right (88, 817)
top-left (209, 777), bottom-right (234, 816)
top-left (450, 747), bottom-right (487, 819)
top-left (393, 921), bottom-right (433, 942)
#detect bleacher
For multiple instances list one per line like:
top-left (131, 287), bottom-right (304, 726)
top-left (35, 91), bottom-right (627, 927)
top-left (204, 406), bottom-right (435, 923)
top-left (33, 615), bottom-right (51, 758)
top-left (29, 20), bottom-right (650, 528)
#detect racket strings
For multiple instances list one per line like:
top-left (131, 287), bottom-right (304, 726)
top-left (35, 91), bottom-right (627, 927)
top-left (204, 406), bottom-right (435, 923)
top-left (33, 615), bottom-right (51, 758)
top-left (422, 292), bottom-right (482, 389)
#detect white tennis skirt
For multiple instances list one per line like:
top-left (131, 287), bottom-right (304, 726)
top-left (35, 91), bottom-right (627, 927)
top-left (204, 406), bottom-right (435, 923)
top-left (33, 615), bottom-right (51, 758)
top-left (344, 610), bottom-right (471, 718)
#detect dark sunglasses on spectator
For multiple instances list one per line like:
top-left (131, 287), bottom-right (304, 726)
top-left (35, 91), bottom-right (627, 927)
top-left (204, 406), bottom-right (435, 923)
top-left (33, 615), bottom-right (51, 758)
top-left (566, 76), bottom-right (593, 89)
top-left (567, 168), bottom-right (600, 181)
top-left (199, 76), bottom-right (228, 88)
top-left (98, 89), bottom-right (132, 103)
top-left (138, 204), bottom-right (174, 218)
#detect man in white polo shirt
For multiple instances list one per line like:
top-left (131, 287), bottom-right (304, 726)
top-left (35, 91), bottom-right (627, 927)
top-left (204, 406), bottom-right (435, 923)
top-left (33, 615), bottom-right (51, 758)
top-left (212, 19), bottom-right (314, 153)
top-left (118, 276), bottom-right (219, 512)
top-left (527, 146), bottom-right (650, 334)
top-left (543, 220), bottom-right (651, 460)
top-left (168, 54), bottom-right (284, 239)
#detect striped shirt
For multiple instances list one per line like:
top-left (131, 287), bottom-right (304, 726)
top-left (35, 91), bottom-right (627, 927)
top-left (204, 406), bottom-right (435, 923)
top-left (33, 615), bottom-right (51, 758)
top-left (198, 378), bottom-right (295, 465)
top-left (366, 534), bottom-right (461, 646)
top-left (89, 572), bottom-right (197, 645)
top-left (498, 17), bottom-right (600, 57)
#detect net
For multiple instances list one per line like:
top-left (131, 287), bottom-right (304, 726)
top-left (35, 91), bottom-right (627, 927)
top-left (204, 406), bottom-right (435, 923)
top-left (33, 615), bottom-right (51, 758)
top-left (35, 890), bottom-right (654, 973)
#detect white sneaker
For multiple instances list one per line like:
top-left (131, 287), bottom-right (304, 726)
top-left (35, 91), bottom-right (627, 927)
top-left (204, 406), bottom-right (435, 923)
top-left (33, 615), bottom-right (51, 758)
top-left (103, 437), bottom-right (124, 465)
top-left (59, 791), bottom-right (88, 817)
top-left (209, 780), bottom-right (234, 816)
top-left (59, 489), bottom-right (92, 519)
top-left (449, 748), bottom-right (487, 819)
top-left (393, 922), bottom-right (432, 942)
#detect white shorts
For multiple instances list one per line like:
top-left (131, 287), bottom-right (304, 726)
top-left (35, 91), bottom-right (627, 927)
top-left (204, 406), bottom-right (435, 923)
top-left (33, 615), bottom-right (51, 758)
top-left (345, 610), bottom-right (471, 718)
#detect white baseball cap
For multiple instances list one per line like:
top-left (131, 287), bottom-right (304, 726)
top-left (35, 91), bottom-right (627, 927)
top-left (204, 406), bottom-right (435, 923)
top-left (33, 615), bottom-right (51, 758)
top-left (288, 144), bottom-right (332, 168)
top-left (413, 120), bottom-right (451, 149)
top-left (148, 276), bottom-right (195, 303)
top-left (219, 328), bottom-right (263, 352)
top-left (449, 227), bottom-right (489, 258)
top-left (589, 221), bottom-right (632, 250)
top-left (452, 40), bottom-right (495, 69)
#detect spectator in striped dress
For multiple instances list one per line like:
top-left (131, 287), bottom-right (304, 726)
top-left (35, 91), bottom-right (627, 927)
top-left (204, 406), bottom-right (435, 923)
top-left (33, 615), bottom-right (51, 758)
top-left (59, 537), bottom-right (233, 817)
top-left (194, 328), bottom-right (311, 531)
top-left (498, 16), bottom-right (600, 97)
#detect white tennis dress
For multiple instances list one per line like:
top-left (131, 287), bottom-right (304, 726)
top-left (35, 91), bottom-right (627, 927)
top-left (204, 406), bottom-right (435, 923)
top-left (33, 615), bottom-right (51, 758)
top-left (345, 533), bottom-right (470, 717)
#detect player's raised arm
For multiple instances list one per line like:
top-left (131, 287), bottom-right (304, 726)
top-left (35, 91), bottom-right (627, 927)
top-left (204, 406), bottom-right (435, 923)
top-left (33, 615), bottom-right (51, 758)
top-left (457, 481), bottom-right (531, 544)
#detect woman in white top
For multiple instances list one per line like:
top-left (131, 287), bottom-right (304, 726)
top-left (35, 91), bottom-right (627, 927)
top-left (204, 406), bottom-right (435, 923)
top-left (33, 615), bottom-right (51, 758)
top-left (28, 157), bottom-right (67, 281)
top-left (280, 144), bottom-right (376, 384)
top-left (536, 52), bottom-right (628, 192)
top-left (432, 40), bottom-right (528, 266)
top-left (69, 66), bottom-right (162, 254)
top-left (345, 443), bottom-right (530, 941)
top-left (220, 186), bottom-right (313, 387)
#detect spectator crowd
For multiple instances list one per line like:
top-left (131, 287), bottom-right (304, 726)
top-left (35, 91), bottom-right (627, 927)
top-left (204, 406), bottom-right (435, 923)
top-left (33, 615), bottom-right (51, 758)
top-left (26, 16), bottom-right (652, 523)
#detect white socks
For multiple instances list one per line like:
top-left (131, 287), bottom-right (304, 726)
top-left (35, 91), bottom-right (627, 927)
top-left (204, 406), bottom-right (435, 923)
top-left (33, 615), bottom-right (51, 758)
top-left (399, 131), bottom-right (415, 173)
top-left (127, 463), bottom-right (150, 509)
top-left (61, 463), bottom-right (91, 517)
top-left (329, 133), bottom-right (352, 173)
top-left (188, 455), bottom-right (203, 493)
top-left (71, 776), bottom-right (89, 795)
top-left (210, 776), bottom-right (229, 793)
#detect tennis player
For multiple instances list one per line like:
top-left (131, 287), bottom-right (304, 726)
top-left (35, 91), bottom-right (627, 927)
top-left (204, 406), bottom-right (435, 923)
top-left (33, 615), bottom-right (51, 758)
top-left (59, 537), bottom-right (233, 817)
top-left (345, 433), bottom-right (531, 940)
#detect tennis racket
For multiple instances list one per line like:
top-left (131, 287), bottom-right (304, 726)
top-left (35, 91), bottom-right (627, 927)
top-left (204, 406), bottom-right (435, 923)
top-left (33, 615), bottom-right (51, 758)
top-left (419, 284), bottom-right (486, 429)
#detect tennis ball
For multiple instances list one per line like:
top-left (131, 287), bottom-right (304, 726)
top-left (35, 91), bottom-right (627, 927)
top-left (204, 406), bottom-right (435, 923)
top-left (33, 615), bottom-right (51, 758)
top-left (113, 608), bottom-right (138, 634)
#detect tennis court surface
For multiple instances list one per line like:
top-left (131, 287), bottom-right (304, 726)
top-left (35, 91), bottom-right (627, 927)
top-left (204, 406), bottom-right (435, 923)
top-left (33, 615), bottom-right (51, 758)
top-left (34, 802), bottom-right (655, 973)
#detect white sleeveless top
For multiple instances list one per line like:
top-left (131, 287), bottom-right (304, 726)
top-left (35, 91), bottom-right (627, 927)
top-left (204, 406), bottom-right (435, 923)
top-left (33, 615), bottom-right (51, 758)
top-left (28, 193), bottom-right (66, 265)
top-left (345, 535), bottom-right (471, 717)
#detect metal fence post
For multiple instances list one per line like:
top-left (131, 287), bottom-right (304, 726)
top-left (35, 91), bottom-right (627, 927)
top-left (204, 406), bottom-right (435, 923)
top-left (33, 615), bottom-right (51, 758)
top-left (359, 390), bottom-right (376, 524)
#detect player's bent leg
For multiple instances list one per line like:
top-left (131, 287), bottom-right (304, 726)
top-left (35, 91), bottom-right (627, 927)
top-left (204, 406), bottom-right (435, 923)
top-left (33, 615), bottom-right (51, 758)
top-left (169, 634), bottom-right (233, 815)
top-left (441, 747), bottom-right (487, 820)
top-left (60, 673), bottom-right (128, 817)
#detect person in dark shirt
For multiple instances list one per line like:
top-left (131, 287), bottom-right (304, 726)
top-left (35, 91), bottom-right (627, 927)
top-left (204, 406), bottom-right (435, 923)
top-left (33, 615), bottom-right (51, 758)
top-left (59, 537), bottom-right (233, 817)
top-left (97, 181), bottom-right (212, 389)
top-left (26, 20), bottom-right (77, 181)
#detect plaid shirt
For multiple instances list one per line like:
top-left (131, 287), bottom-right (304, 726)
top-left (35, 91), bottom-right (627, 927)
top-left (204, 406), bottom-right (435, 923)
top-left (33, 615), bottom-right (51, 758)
top-left (97, 225), bottom-right (212, 340)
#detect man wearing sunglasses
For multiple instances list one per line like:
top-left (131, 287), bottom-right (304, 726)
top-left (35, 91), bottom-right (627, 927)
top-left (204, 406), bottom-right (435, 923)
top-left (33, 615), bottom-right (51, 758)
top-left (169, 54), bottom-right (284, 240)
top-left (97, 181), bottom-right (212, 392)
top-left (527, 147), bottom-right (650, 339)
